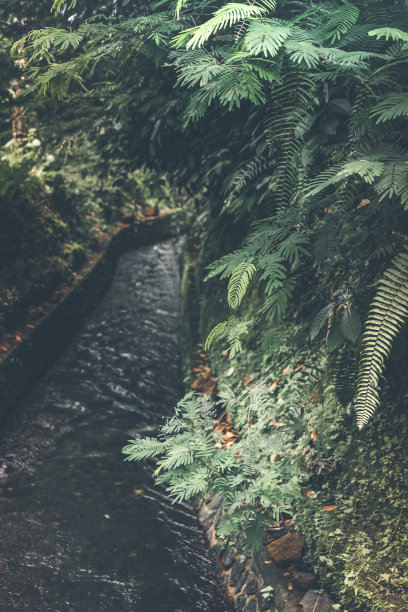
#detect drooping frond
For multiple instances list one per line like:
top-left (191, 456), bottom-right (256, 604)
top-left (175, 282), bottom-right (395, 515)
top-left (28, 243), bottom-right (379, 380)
top-left (368, 27), bottom-right (408, 42)
top-left (172, 3), bottom-right (268, 49)
top-left (228, 261), bottom-right (256, 308)
top-left (244, 19), bottom-right (291, 57)
top-left (266, 69), bottom-right (317, 208)
top-left (322, 1), bottom-right (359, 43)
top-left (354, 250), bottom-right (408, 428)
top-left (370, 93), bottom-right (408, 123)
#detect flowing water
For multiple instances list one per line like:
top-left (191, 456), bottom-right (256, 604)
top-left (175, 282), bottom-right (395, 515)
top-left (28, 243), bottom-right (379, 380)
top-left (0, 240), bottom-right (230, 612)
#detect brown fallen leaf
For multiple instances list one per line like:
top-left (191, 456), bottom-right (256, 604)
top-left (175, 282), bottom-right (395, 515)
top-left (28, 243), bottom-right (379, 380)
top-left (357, 198), bottom-right (371, 208)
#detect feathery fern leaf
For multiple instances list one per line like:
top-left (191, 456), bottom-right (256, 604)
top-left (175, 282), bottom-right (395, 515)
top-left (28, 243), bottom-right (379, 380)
top-left (354, 250), bottom-right (408, 428)
top-left (370, 93), bottom-right (408, 123)
top-left (172, 3), bottom-right (268, 49)
top-left (228, 261), bottom-right (256, 308)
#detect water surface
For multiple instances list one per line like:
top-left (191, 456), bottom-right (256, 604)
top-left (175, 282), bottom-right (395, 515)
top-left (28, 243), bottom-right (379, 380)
top-left (0, 241), bottom-right (229, 611)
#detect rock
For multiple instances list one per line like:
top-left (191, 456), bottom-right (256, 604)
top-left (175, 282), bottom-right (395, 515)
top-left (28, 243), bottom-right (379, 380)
top-left (230, 560), bottom-right (246, 587)
top-left (292, 571), bottom-right (316, 591)
top-left (208, 494), bottom-right (223, 510)
top-left (221, 573), bottom-right (229, 589)
top-left (267, 533), bottom-right (305, 565)
top-left (302, 590), bottom-right (339, 612)
top-left (198, 505), bottom-right (213, 529)
top-left (245, 579), bottom-right (259, 596)
top-left (243, 597), bottom-right (258, 612)
top-left (257, 592), bottom-right (272, 611)
top-left (209, 543), bottom-right (220, 561)
top-left (222, 547), bottom-right (235, 570)
top-left (236, 570), bottom-right (249, 594)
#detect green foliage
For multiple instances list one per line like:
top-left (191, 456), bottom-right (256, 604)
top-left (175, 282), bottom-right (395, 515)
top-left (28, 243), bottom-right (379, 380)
top-left (205, 315), bottom-right (253, 358)
top-left (123, 391), bottom-right (301, 549)
top-left (227, 261), bottom-right (256, 309)
top-left (5, 0), bottom-right (408, 607)
top-left (354, 250), bottom-right (408, 428)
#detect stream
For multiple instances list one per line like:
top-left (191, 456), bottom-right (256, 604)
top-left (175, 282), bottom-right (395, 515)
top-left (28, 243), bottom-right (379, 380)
top-left (0, 240), bottom-right (230, 611)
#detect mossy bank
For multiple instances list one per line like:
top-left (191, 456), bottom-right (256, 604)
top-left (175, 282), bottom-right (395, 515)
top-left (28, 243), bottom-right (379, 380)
top-left (178, 214), bottom-right (408, 612)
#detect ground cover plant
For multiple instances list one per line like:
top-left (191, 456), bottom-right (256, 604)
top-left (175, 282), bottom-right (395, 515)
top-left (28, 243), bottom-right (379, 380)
top-left (2, 0), bottom-right (408, 609)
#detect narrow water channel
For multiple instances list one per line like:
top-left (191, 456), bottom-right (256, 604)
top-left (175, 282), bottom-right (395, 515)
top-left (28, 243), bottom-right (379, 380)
top-left (0, 241), bottom-right (230, 611)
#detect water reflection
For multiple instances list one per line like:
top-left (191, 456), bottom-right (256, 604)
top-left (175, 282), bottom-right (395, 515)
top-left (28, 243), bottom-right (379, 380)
top-left (0, 241), bottom-right (229, 611)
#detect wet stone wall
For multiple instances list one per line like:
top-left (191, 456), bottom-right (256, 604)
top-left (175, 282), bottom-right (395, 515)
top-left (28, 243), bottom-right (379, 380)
top-left (197, 494), bottom-right (340, 612)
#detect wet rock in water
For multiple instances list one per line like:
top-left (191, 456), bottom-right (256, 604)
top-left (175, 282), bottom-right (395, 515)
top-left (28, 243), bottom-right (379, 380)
top-left (209, 543), bottom-right (220, 561)
top-left (292, 571), bottom-right (316, 591)
top-left (302, 590), bottom-right (339, 612)
top-left (209, 494), bottom-right (223, 510)
top-left (223, 547), bottom-right (235, 570)
top-left (236, 569), bottom-right (249, 594)
top-left (198, 504), bottom-right (213, 529)
top-left (257, 592), bottom-right (272, 611)
top-left (243, 597), bottom-right (258, 612)
top-left (245, 578), bottom-right (258, 596)
top-left (267, 533), bottom-right (305, 564)
top-left (230, 560), bottom-right (246, 587)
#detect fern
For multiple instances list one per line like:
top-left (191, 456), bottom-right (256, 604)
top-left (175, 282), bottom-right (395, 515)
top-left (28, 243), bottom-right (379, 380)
top-left (228, 260), bottom-right (256, 308)
top-left (244, 19), bottom-right (292, 57)
top-left (322, 2), bottom-right (360, 43)
top-left (266, 69), bottom-right (317, 208)
top-left (172, 3), bottom-right (268, 49)
top-left (354, 250), bottom-right (408, 428)
top-left (205, 316), bottom-right (253, 357)
top-left (368, 27), bottom-right (408, 42)
top-left (370, 93), bottom-right (408, 123)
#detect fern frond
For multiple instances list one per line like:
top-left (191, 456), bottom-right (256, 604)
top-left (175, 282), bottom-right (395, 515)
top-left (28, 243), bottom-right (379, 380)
top-left (260, 278), bottom-right (296, 322)
top-left (228, 261), bottom-right (256, 308)
top-left (370, 93), bottom-right (408, 123)
top-left (122, 437), bottom-right (165, 461)
top-left (205, 319), bottom-right (229, 350)
top-left (204, 250), bottom-right (248, 280)
top-left (310, 302), bottom-right (335, 341)
top-left (172, 3), bottom-right (268, 49)
top-left (368, 27), bottom-right (408, 42)
top-left (266, 69), bottom-right (317, 207)
top-left (244, 19), bottom-right (291, 57)
top-left (354, 250), bottom-right (408, 428)
top-left (322, 2), bottom-right (359, 43)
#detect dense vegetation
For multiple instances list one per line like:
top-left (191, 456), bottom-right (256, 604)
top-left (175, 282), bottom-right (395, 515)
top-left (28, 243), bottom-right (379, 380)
top-left (2, 0), bottom-right (408, 609)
